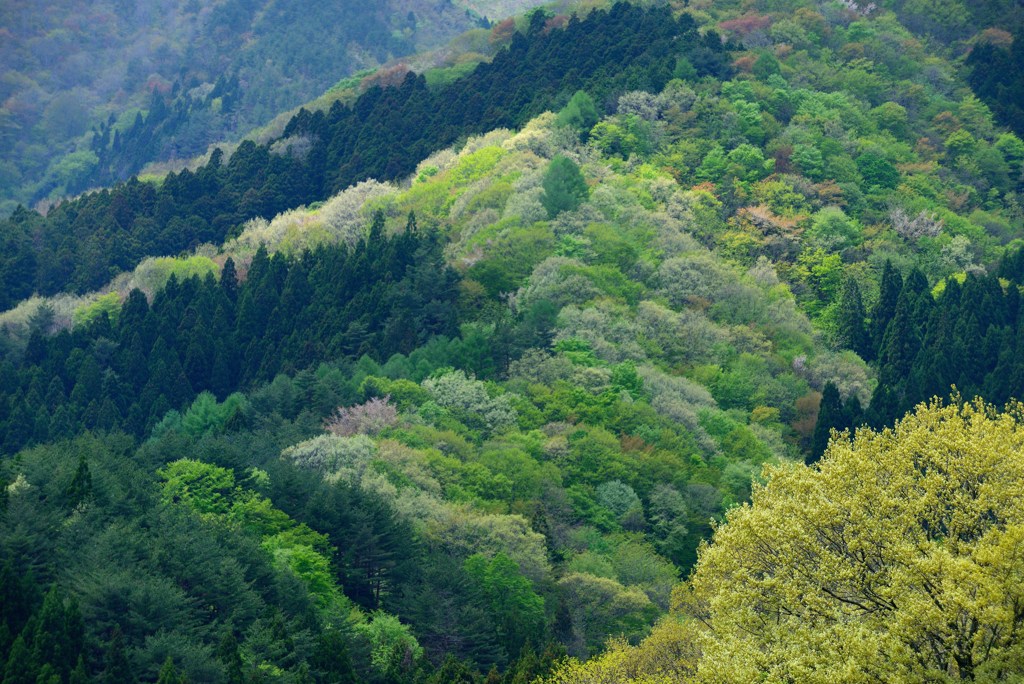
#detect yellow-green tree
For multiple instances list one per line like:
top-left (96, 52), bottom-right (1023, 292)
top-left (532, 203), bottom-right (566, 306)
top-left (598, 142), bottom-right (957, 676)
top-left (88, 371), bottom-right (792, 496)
top-left (690, 398), bottom-right (1024, 682)
top-left (544, 399), bottom-right (1024, 683)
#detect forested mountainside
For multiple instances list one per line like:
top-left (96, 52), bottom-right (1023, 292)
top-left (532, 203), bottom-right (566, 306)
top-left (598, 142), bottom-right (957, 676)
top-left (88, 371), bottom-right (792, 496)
top-left (0, 3), bottom-right (726, 304)
top-left (0, 0), bottom-right (551, 216)
top-left (2, 0), bottom-right (1024, 681)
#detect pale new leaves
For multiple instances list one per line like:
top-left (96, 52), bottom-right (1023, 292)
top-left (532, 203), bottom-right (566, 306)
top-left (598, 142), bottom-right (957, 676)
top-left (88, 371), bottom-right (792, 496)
top-left (691, 398), bottom-right (1024, 682)
top-left (545, 399), bottom-right (1024, 682)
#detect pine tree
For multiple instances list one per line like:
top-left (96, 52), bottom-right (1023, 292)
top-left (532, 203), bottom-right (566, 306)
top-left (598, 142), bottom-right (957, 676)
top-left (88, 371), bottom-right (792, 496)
top-left (808, 382), bottom-right (845, 465)
top-left (836, 277), bottom-right (870, 359)
top-left (31, 587), bottom-right (65, 673)
top-left (102, 627), bottom-right (133, 684)
top-left (870, 260), bottom-right (902, 358)
top-left (69, 656), bottom-right (89, 684)
top-left (3, 634), bottom-right (35, 684)
top-left (220, 258), bottom-right (238, 303)
top-left (309, 629), bottom-right (355, 684)
top-left (541, 156), bottom-right (588, 219)
top-left (878, 289), bottom-right (922, 387)
top-left (64, 455), bottom-right (93, 509)
top-left (156, 656), bottom-right (184, 684)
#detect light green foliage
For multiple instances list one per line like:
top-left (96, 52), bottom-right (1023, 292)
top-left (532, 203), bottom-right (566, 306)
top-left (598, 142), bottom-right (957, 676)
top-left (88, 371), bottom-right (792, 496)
top-left (464, 552), bottom-right (545, 655)
top-left (476, 444), bottom-right (562, 503)
top-left (356, 613), bottom-right (423, 679)
top-left (233, 180), bottom-right (397, 254)
top-left (422, 370), bottom-right (517, 436)
top-left (72, 292), bottom-right (120, 328)
top-left (157, 458), bottom-right (360, 627)
top-left (557, 90), bottom-right (600, 131)
top-left (558, 572), bottom-right (658, 656)
top-left (695, 145), bottom-right (729, 182)
top-left (515, 257), bottom-right (598, 311)
top-left (945, 128), bottom-right (977, 159)
top-left (151, 391), bottom-right (249, 439)
top-left (995, 133), bottom-right (1024, 172)
top-left (657, 253), bottom-right (737, 309)
top-left (871, 101), bottom-right (909, 139)
top-left (806, 206), bottom-right (861, 250)
top-left (424, 506), bottom-right (551, 582)
top-left (590, 116), bottom-right (655, 159)
top-left (790, 144), bottom-right (825, 181)
top-left (793, 248), bottom-right (845, 312)
top-left (424, 60), bottom-right (481, 88)
top-left (158, 459), bottom-right (236, 515)
top-left (608, 539), bottom-right (680, 610)
top-left (126, 256), bottom-right (218, 296)
top-left (281, 433), bottom-right (377, 478)
top-left (360, 376), bottom-right (431, 409)
top-left (262, 531), bottom-right (352, 619)
top-left (48, 150), bottom-right (99, 194)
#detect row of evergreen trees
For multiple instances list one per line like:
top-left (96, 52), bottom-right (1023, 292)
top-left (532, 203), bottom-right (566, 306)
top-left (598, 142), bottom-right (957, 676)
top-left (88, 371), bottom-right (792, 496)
top-left (0, 215), bottom-right (459, 455)
top-left (812, 249), bottom-right (1024, 462)
top-left (0, 3), bottom-right (730, 305)
top-left (967, 29), bottom-right (1024, 137)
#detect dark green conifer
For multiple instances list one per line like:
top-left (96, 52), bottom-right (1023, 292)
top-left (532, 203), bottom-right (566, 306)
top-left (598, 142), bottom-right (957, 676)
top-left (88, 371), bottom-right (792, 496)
top-left (69, 656), bottom-right (89, 684)
top-left (65, 456), bottom-right (93, 509)
top-left (309, 629), bottom-right (355, 684)
top-left (878, 288), bottom-right (922, 386)
top-left (102, 627), bottom-right (133, 684)
top-left (220, 258), bottom-right (238, 302)
top-left (216, 632), bottom-right (245, 684)
top-left (3, 634), bottom-right (35, 684)
top-left (836, 277), bottom-right (870, 359)
top-left (870, 260), bottom-right (902, 358)
top-left (156, 657), bottom-right (184, 684)
top-left (808, 382), bottom-right (844, 465)
top-left (541, 156), bottom-right (588, 219)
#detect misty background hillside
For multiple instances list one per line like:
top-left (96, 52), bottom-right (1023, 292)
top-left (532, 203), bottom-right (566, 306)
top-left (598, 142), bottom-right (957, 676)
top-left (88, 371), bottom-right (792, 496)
top-left (0, 0), bottom-right (549, 215)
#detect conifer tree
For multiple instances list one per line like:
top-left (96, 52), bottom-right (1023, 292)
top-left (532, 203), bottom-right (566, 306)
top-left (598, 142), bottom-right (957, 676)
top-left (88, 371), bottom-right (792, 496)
top-left (3, 634), bottom-right (35, 684)
top-left (64, 455), bottom-right (93, 509)
top-left (69, 656), bottom-right (89, 684)
top-left (878, 288), bottom-right (922, 388)
top-left (836, 277), bottom-right (870, 359)
top-left (541, 156), bottom-right (588, 219)
top-left (220, 257), bottom-right (238, 303)
top-left (808, 382), bottom-right (844, 465)
top-left (156, 657), bottom-right (184, 684)
top-left (870, 260), bottom-right (902, 358)
top-left (555, 90), bottom-right (599, 132)
top-left (102, 627), bottom-right (133, 684)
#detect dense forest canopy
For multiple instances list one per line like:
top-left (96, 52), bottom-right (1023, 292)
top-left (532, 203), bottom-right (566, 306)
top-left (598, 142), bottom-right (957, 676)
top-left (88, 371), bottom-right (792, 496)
top-left (3, 0), bottom-right (1024, 680)
top-left (0, 1), bottom-right (726, 304)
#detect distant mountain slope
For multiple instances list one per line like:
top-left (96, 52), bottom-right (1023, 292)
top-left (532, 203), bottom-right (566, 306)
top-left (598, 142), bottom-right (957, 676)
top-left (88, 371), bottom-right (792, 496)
top-left (0, 0), bottom-right (548, 215)
top-left (0, 2), bottom-right (728, 304)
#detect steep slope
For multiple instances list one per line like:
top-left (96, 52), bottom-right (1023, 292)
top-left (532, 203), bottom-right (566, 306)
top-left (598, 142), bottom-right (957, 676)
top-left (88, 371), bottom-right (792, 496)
top-left (0, 2), bottom-right (728, 305)
top-left (3, 0), bottom-right (1024, 680)
top-left (1, 109), bottom-right (851, 679)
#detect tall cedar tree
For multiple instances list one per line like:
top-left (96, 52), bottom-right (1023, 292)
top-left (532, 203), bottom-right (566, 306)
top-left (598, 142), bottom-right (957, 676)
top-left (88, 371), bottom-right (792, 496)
top-left (541, 156), bottom-right (588, 219)
top-left (836, 277), bottom-right (870, 360)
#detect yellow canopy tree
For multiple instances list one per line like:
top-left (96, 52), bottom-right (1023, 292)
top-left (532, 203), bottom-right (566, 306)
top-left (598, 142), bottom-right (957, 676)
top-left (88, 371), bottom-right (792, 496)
top-left (545, 398), bottom-right (1024, 682)
top-left (692, 397), bottom-right (1024, 682)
